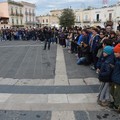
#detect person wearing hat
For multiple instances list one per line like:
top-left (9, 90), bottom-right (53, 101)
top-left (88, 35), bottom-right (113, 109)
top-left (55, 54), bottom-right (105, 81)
top-left (111, 43), bottom-right (120, 112)
top-left (98, 46), bottom-right (115, 107)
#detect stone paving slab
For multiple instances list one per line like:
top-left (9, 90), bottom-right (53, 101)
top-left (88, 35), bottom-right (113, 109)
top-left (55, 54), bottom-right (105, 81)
top-left (48, 94), bottom-right (68, 103)
top-left (0, 103), bottom-right (104, 111)
top-left (0, 77), bottom-right (99, 86)
top-left (26, 94), bottom-right (48, 104)
top-left (0, 78), bottom-right (18, 85)
top-left (68, 93), bottom-right (98, 103)
top-left (51, 111), bottom-right (75, 120)
top-left (54, 75), bottom-right (69, 85)
top-left (0, 85), bottom-right (99, 94)
top-left (69, 79), bottom-right (86, 85)
top-left (0, 93), bottom-right (99, 104)
top-left (0, 110), bottom-right (51, 120)
top-left (0, 93), bottom-right (11, 103)
top-left (74, 111), bottom-right (120, 120)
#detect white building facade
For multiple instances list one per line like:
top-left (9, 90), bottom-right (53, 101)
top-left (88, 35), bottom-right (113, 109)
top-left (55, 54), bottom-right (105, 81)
top-left (0, 0), bottom-right (36, 29)
top-left (38, 2), bottom-right (120, 30)
top-left (21, 1), bottom-right (36, 28)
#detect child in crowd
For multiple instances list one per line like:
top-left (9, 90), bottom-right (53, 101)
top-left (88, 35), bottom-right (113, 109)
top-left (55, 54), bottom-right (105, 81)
top-left (111, 43), bottom-right (120, 112)
top-left (98, 46), bottom-right (115, 106)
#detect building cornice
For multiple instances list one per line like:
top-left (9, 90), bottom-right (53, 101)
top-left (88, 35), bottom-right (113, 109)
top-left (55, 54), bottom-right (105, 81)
top-left (8, 0), bottom-right (23, 7)
top-left (21, 1), bottom-right (36, 8)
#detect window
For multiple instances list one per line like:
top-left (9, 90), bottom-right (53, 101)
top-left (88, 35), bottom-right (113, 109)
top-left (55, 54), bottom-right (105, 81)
top-left (26, 16), bottom-right (27, 22)
top-left (16, 19), bottom-right (18, 24)
top-left (21, 19), bottom-right (22, 25)
top-left (29, 9), bottom-right (31, 15)
top-left (96, 14), bottom-right (99, 21)
top-left (29, 17), bottom-right (31, 22)
top-left (12, 18), bottom-right (14, 24)
top-left (11, 7), bottom-right (13, 14)
top-left (25, 8), bottom-right (27, 14)
top-left (16, 8), bottom-right (18, 14)
top-left (85, 15), bottom-right (88, 21)
top-left (32, 9), bottom-right (34, 16)
top-left (109, 13), bottom-right (112, 21)
top-left (77, 16), bottom-right (80, 22)
top-left (20, 8), bottom-right (22, 14)
top-left (46, 19), bottom-right (48, 23)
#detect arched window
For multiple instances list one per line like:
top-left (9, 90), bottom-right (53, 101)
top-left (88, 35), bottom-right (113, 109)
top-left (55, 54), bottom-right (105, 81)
top-left (11, 7), bottom-right (13, 14)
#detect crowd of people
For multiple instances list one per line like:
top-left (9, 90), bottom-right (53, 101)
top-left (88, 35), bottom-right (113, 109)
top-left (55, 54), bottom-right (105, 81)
top-left (0, 27), bottom-right (58, 50)
top-left (0, 25), bottom-right (120, 113)
top-left (58, 25), bottom-right (120, 113)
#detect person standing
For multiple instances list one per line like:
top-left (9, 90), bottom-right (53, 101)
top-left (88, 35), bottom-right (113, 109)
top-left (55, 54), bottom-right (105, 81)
top-left (98, 46), bottom-right (115, 106)
top-left (111, 43), bottom-right (120, 112)
top-left (43, 28), bottom-right (51, 50)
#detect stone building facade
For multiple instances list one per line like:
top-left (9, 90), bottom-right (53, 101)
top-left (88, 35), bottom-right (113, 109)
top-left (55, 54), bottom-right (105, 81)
top-left (0, 0), bottom-right (36, 29)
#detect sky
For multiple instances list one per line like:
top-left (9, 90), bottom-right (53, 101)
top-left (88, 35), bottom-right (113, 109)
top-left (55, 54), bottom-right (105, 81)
top-left (0, 0), bottom-right (119, 15)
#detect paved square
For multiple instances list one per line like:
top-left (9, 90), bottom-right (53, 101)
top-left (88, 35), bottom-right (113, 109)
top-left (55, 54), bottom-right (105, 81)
top-left (0, 41), bottom-right (119, 120)
top-left (0, 41), bottom-right (57, 79)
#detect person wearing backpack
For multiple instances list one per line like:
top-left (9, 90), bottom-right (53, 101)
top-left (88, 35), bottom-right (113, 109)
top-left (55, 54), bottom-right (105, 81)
top-left (98, 46), bottom-right (115, 106)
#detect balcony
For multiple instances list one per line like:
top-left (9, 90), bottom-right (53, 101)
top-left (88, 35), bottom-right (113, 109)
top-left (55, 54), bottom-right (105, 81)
top-left (25, 12), bottom-right (29, 15)
top-left (10, 13), bottom-right (15, 16)
top-left (29, 13), bottom-right (32, 16)
top-left (25, 21), bottom-right (36, 25)
top-left (12, 25), bottom-right (24, 28)
top-left (32, 13), bottom-right (35, 16)
top-left (83, 20), bottom-right (90, 23)
top-left (1, 21), bottom-right (8, 24)
top-left (93, 19), bottom-right (101, 23)
top-left (16, 13), bottom-right (19, 16)
top-left (75, 21), bottom-right (81, 23)
top-left (104, 20), bottom-right (113, 26)
top-left (0, 17), bottom-right (9, 24)
top-left (20, 14), bottom-right (23, 17)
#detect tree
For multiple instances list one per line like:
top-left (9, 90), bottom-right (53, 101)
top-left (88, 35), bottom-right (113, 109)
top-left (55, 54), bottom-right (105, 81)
top-left (59, 8), bottom-right (75, 28)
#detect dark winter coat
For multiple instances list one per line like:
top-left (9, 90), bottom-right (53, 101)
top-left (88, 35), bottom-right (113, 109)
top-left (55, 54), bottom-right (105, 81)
top-left (98, 54), bottom-right (115, 82)
top-left (112, 58), bottom-right (120, 85)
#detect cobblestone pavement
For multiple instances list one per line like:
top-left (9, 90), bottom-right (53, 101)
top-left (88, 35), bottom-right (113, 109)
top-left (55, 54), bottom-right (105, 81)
top-left (0, 41), bottom-right (119, 120)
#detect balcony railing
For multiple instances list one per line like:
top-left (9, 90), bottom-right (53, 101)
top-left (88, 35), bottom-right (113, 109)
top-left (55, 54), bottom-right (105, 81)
top-left (93, 19), bottom-right (101, 23)
top-left (25, 21), bottom-right (36, 25)
top-left (1, 22), bottom-right (8, 24)
top-left (75, 21), bottom-right (81, 23)
top-left (10, 13), bottom-right (23, 17)
top-left (20, 14), bottom-right (23, 17)
top-left (25, 12), bottom-right (29, 15)
top-left (29, 13), bottom-right (32, 16)
top-left (83, 20), bottom-right (90, 23)
top-left (32, 13), bottom-right (35, 16)
top-left (12, 25), bottom-right (24, 27)
top-left (16, 13), bottom-right (19, 16)
top-left (10, 13), bottom-right (15, 16)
